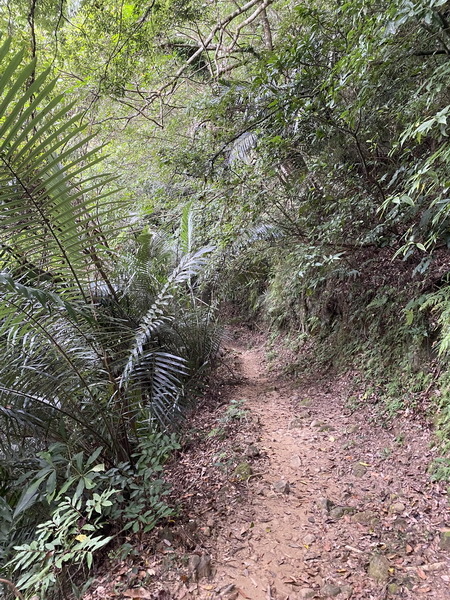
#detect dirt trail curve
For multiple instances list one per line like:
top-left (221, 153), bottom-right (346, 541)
top-left (190, 336), bottom-right (450, 600)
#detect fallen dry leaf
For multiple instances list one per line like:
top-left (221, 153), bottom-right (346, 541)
top-left (416, 567), bottom-right (428, 580)
top-left (421, 562), bottom-right (447, 572)
top-left (123, 588), bottom-right (152, 599)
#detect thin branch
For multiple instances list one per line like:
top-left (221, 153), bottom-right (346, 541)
top-left (27, 0), bottom-right (37, 75)
top-left (157, 0), bottom-right (275, 98)
top-left (27, 0), bottom-right (37, 123)
top-left (261, 5), bottom-right (273, 51)
top-left (226, 0), bottom-right (273, 55)
top-left (0, 579), bottom-right (24, 600)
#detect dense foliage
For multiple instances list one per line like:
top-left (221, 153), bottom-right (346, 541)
top-left (0, 35), bottom-right (219, 599)
top-left (3, 0), bottom-right (450, 597)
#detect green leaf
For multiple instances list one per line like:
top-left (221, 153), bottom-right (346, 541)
top-left (13, 477), bottom-right (46, 519)
top-left (405, 310), bottom-right (414, 326)
top-left (90, 463), bottom-right (105, 473)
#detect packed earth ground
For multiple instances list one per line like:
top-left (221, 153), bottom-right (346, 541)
top-left (85, 329), bottom-right (450, 600)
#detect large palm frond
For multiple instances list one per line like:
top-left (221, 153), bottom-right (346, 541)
top-left (0, 39), bottom-right (118, 299)
top-left (0, 39), bottom-right (129, 465)
top-left (120, 247), bottom-right (214, 417)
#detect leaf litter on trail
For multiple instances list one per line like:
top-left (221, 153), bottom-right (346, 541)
top-left (83, 332), bottom-right (450, 600)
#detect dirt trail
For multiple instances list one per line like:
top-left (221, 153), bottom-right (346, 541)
top-left (195, 337), bottom-right (450, 600)
top-left (210, 341), bottom-right (333, 598)
top-left (86, 333), bottom-right (450, 600)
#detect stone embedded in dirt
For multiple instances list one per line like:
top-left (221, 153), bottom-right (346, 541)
top-left (273, 479), bottom-right (290, 494)
top-left (233, 462), bottom-right (253, 481)
top-left (351, 463), bottom-right (367, 477)
top-left (439, 530), bottom-right (450, 550)
top-left (340, 585), bottom-right (354, 599)
top-left (289, 417), bottom-right (304, 429)
top-left (245, 443), bottom-right (260, 458)
top-left (311, 420), bottom-right (324, 428)
top-left (188, 553), bottom-right (213, 581)
top-left (368, 554), bottom-right (390, 583)
top-left (329, 505), bottom-right (355, 520)
top-left (303, 533), bottom-right (316, 545)
top-left (329, 506), bottom-right (345, 519)
top-left (353, 510), bottom-right (379, 527)
top-left (123, 589), bottom-right (152, 599)
top-left (389, 502), bottom-right (406, 514)
top-left (347, 424), bottom-right (359, 434)
top-left (291, 455), bottom-right (302, 467)
top-left (188, 554), bottom-right (200, 576)
top-left (200, 526), bottom-right (211, 537)
top-left (197, 554), bottom-right (213, 580)
top-left (319, 424), bottom-right (335, 432)
top-left (321, 583), bottom-right (341, 597)
top-left (298, 588), bottom-right (316, 599)
top-left (317, 497), bottom-right (334, 513)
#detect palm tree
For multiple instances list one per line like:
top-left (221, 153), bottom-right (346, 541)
top-left (0, 36), bottom-right (218, 474)
top-left (0, 37), bottom-right (222, 598)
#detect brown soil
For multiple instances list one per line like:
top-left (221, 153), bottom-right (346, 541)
top-left (87, 330), bottom-right (450, 600)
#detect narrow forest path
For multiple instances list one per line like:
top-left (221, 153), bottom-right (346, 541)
top-left (88, 331), bottom-right (450, 600)
top-left (185, 334), bottom-right (450, 600)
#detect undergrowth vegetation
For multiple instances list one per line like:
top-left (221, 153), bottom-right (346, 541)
top-left (0, 41), bottom-right (220, 598)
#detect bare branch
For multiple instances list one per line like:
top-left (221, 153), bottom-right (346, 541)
top-left (226, 0), bottom-right (273, 54)
top-left (157, 0), bottom-right (275, 98)
top-left (0, 577), bottom-right (25, 599)
top-left (261, 6), bottom-right (273, 51)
